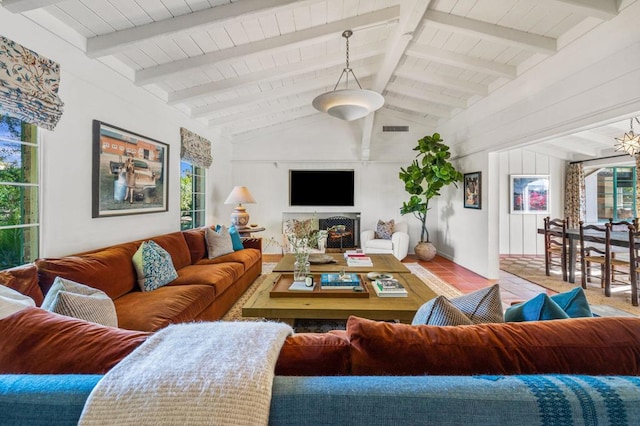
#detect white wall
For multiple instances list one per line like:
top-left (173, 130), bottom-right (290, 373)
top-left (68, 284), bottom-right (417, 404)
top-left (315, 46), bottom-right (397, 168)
top-left (1, 9), bottom-right (232, 257)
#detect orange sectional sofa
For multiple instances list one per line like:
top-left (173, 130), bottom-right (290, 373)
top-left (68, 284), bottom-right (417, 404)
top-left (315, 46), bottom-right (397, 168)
top-left (8, 227), bottom-right (262, 332)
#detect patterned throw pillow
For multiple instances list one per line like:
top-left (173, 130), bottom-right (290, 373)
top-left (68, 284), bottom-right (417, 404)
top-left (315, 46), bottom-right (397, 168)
top-left (132, 240), bottom-right (178, 292)
top-left (0, 285), bottom-right (35, 319)
top-left (375, 219), bottom-right (394, 239)
top-left (205, 226), bottom-right (234, 259)
top-left (412, 284), bottom-right (504, 325)
top-left (41, 277), bottom-right (117, 327)
top-left (411, 296), bottom-right (473, 326)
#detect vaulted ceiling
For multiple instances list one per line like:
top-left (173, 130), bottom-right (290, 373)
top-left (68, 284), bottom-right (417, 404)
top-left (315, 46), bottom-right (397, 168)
top-left (0, 0), bottom-right (635, 159)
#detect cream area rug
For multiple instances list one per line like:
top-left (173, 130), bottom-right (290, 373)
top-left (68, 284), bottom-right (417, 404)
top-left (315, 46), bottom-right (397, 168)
top-left (222, 262), bottom-right (462, 326)
top-left (501, 255), bottom-right (640, 317)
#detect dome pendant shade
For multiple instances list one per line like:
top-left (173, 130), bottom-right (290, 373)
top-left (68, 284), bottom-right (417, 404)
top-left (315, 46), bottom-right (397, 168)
top-left (312, 89), bottom-right (384, 121)
top-left (312, 30), bottom-right (384, 121)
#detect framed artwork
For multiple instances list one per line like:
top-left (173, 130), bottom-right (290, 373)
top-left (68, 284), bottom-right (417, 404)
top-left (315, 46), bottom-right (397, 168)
top-left (463, 172), bottom-right (481, 209)
top-left (92, 120), bottom-right (169, 218)
top-left (510, 175), bottom-right (549, 214)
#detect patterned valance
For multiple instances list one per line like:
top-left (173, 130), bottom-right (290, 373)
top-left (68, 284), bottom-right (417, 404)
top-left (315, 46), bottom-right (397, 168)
top-left (180, 127), bottom-right (212, 168)
top-left (0, 35), bottom-right (64, 130)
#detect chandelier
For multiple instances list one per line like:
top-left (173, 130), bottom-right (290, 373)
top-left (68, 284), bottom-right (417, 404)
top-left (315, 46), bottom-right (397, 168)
top-left (614, 117), bottom-right (640, 156)
top-left (312, 30), bottom-right (384, 121)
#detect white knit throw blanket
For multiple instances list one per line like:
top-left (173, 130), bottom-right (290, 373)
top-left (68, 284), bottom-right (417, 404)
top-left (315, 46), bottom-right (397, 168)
top-left (79, 321), bottom-right (293, 426)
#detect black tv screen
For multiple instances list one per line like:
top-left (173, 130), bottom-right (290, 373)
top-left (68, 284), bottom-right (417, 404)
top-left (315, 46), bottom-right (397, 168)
top-left (289, 170), bottom-right (354, 206)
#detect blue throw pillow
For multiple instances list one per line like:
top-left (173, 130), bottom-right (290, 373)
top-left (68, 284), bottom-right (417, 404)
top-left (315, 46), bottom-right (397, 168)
top-left (228, 225), bottom-right (244, 251)
top-left (504, 293), bottom-right (570, 322)
top-left (550, 287), bottom-right (593, 318)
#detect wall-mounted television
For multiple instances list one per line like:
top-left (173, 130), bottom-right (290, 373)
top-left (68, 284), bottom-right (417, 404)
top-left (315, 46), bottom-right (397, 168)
top-left (289, 170), bottom-right (354, 206)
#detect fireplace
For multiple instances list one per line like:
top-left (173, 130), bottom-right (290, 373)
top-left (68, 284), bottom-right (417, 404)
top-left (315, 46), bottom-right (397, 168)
top-left (319, 216), bottom-right (360, 249)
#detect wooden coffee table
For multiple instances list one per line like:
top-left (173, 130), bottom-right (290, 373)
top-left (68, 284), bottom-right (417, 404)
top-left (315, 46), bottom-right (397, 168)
top-left (272, 253), bottom-right (411, 273)
top-left (242, 270), bottom-right (437, 324)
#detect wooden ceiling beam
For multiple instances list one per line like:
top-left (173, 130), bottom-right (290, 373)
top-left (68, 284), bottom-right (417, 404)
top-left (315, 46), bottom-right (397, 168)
top-left (424, 10), bottom-right (557, 55)
top-left (384, 95), bottom-right (453, 119)
top-left (540, 0), bottom-right (618, 20)
top-left (86, 0), bottom-right (302, 58)
top-left (386, 81), bottom-right (467, 109)
top-left (1, 0), bottom-right (61, 13)
top-left (395, 68), bottom-right (487, 96)
top-left (135, 6), bottom-right (400, 86)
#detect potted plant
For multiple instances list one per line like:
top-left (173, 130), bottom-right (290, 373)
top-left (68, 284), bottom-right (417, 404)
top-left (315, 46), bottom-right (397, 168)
top-left (399, 133), bottom-right (463, 261)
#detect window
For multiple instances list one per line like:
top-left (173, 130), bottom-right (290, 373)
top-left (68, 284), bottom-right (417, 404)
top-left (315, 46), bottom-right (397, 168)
top-left (180, 161), bottom-right (205, 230)
top-left (0, 115), bottom-right (38, 269)
top-left (596, 167), bottom-right (636, 222)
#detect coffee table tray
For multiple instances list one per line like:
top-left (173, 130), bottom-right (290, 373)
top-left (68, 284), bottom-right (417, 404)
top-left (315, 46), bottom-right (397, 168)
top-left (269, 274), bottom-right (369, 298)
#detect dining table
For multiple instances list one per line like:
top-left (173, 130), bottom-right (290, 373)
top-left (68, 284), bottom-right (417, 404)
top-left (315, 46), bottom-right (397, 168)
top-left (537, 227), bottom-right (635, 283)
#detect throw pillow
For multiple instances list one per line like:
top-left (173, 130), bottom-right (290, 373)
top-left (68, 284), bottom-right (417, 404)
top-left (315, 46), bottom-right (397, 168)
top-left (41, 277), bottom-right (118, 327)
top-left (504, 293), bottom-right (570, 322)
top-left (411, 295), bottom-right (473, 326)
top-left (205, 226), bottom-right (235, 259)
top-left (132, 240), bottom-right (179, 292)
top-left (228, 225), bottom-right (244, 251)
top-left (0, 285), bottom-right (35, 319)
top-left (550, 287), bottom-right (593, 318)
top-left (411, 284), bottom-right (504, 325)
top-left (375, 219), bottom-right (394, 239)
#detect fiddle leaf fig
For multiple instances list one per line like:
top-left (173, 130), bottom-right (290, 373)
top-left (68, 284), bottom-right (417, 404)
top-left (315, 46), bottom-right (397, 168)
top-left (399, 133), bottom-right (463, 243)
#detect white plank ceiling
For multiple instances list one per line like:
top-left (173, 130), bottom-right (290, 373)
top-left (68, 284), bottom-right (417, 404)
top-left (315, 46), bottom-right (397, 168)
top-left (1, 0), bottom-right (636, 160)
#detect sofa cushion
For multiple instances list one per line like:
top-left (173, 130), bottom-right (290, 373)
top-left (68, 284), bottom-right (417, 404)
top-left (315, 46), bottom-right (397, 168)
top-left (411, 296), bottom-right (473, 326)
top-left (183, 227), bottom-right (208, 264)
top-left (504, 293), bottom-right (571, 322)
top-left (0, 285), bottom-right (35, 319)
top-left (375, 219), bottom-right (394, 239)
top-left (114, 284), bottom-right (215, 332)
top-left (0, 264), bottom-right (43, 305)
top-left (195, 248), bottom-right (261, 271)
top-left (206, 226), bottom-right (234, 259)
top-left (275, 331), bottom-right (350, 376)
top-left (41, 277), bottom-right (117, 327)
top-left (365, 239), bottom-right (393, 250)
top-left (347, 315), bottom-right (640, 376)
top-left (170, 263), bottom-right (242, 295)
top-left (551, 287), bottom-right (593, 318)
top-left (148, 231), bottom-right (192, 270)
top-left (0, 307), bottom-right (148, 374)
top-left (35, 243), bottom-right (138, 300)
top-left (132, 241), bottom-right (178, 292)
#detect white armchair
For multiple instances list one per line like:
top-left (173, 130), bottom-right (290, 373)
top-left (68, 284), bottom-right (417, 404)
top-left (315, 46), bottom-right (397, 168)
top-left (360, 220), bottom-right (410, 260)
top-left (282, 219), bottom-right (328, 254)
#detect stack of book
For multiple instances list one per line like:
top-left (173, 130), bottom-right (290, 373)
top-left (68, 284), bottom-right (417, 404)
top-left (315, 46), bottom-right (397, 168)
top-left (344, 251), bottom-right (373, 267)
top-left (321, 273), bottom-right (361, 289)
top-left (372, 278), bottom-right (408, 297)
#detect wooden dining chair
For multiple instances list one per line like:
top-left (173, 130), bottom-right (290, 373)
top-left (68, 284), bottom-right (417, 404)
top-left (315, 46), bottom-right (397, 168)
top-left (627, 224), bottom-right (640, 307)
top-left (544, 217), bottom-right (567, 281)
top-left (579, 221), bottom-right (611, 292)
top-left (608, 218), bottom-right (638, 285)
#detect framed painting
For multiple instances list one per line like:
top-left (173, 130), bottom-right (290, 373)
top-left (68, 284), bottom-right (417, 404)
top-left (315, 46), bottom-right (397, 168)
top-left (463, 172), bottom-right (481, 209)
top-left (510, 175), bottom-right (549, 214)
top-left (92, 120), bottom-right (169, 218)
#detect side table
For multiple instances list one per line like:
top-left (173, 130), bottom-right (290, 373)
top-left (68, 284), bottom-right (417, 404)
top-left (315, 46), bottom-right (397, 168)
top-left (238, 226), bottom-right (265, 237)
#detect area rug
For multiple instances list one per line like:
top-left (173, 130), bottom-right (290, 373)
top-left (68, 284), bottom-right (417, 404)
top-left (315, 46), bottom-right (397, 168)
top-left (501, 255), bottom-right (640, 316)
top-left (221, 262), bottom-right (462, 331)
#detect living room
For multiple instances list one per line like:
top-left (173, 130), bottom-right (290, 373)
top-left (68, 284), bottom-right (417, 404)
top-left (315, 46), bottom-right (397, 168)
top-left (3, 2), bottom-right (640, 424)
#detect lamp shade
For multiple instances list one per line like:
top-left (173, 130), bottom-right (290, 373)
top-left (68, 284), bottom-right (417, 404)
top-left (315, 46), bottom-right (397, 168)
top-left (224, 186), bottom-right (256, 205)
top-left (312, 89), bottom-right (384, 121)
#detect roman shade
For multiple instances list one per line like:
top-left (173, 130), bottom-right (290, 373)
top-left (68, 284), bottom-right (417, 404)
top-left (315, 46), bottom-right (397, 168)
top-left (180, 127), bottom-right (212, 168)
top-left (0, 35), bottom-right (64, 130)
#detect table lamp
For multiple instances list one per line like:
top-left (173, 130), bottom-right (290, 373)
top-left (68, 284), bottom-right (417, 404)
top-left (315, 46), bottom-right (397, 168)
top-left (224, 186), bottom-right (256, 229)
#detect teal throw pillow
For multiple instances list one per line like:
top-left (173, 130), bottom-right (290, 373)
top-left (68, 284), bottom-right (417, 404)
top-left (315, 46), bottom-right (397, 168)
top-left (228, 225), bottom-right (244, 251)
top-left (132, 240), bottom-right (178, 292)
top-left (504, 293), bottom-right (570, 322)
top-left (550, 286), bottom-right (593, 318)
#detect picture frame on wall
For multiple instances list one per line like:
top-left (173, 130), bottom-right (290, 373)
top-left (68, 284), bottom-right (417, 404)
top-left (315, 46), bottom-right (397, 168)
top-left (463, 172), bottom-right (481, 209)
top-left (92, 120), bottom-right (169, 218)
top-left (510, 174), bottom-right (549, 214)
